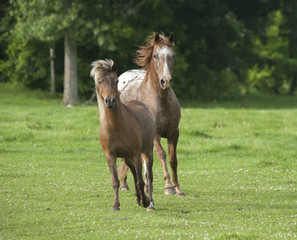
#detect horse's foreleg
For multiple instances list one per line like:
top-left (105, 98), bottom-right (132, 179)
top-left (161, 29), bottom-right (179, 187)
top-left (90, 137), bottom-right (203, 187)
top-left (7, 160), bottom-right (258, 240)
top-left (118, 159), bottom-right (130, 190)
top-left (106, 154), bottom-right (121, 211)
top-left (154, 135), bottom-right (176, 195)
top-left (142, 152), bottom-right (155, 211)
top-left (168, 130), bottom-right (186, 197)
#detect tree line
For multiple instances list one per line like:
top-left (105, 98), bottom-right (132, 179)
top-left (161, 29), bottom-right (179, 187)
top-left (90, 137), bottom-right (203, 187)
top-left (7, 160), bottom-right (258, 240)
top-left (0, 0), bottom-right (296, 104)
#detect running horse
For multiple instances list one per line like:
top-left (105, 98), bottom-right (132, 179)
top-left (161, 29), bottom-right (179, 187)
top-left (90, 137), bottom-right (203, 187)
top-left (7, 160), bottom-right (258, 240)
top-left (91, 59), bottom-right (156, 211)
top-left (118, 33), bottom-right (185, 196)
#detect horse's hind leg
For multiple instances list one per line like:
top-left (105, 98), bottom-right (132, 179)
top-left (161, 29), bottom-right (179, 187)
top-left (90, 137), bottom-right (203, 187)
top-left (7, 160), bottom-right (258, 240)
top-left (129, 155), bottom-right (150, 208)
top-left (168, 130), bottom-right (186, 197)
top-left (118, 159), bottom-right (129, 190)
top-left (126, 154), bottom-right (150, 208)
top-left (106, 154), bottom-right (120, 211)
top-left (154, 135), bottom-right (176, 195)
top-left (124, 158), bottom-right (141, 206)
top-left (143, 160), bottom-right (148, 193)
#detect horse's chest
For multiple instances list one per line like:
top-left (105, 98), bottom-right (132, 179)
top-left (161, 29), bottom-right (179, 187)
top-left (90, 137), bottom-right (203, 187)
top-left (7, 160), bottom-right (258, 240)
top-left (100, 128), bottom-right (141, 158)
top-left (157, 109), bottom-right (179, 137)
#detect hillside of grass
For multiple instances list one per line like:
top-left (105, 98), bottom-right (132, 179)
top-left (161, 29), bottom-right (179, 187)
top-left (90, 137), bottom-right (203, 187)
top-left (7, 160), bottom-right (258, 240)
top-left (1, 83), bottom-right (297, 239)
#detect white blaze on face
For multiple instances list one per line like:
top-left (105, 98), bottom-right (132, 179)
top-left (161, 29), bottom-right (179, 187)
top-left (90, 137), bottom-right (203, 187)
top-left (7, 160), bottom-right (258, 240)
top-left (160, 46), bottom-right (171, 76)
top-left (155, 46), bottom-right (174, 83)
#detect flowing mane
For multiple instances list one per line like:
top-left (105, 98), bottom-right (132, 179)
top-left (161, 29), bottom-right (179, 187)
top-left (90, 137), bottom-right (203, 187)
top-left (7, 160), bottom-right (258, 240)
top-left (90, 59), bottom-right (115, 81)
top-left (134, 33), bottom-right (174, 70)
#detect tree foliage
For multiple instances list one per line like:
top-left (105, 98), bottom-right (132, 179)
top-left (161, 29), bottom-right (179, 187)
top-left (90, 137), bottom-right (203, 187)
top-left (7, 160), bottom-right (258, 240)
top-left (0, 0), bottom-right (296, 100)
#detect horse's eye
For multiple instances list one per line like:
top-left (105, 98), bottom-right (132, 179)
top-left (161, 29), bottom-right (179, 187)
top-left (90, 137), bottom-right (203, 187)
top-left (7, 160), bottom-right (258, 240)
top-left (98, 80), bottom-right (102, 84)
top-left (153, 53), bottom-right (159, 59)
top-left (172, 54), bottom-right (176, 59)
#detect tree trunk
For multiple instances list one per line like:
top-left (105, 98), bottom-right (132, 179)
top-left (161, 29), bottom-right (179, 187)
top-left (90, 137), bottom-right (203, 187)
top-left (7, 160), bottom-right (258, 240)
top-left (63, 32), bottom-right (78, 106)
top-left (49, 47), bottom-right (55, 96)
top-left (289, 75), bottom-right (297, 95)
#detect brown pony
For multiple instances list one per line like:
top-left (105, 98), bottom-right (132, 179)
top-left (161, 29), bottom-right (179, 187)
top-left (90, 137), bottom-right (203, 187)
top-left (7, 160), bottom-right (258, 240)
top-left (91, 59), bottom-right (156, 211)
top-left (118, 33), bottom-right (185, 196)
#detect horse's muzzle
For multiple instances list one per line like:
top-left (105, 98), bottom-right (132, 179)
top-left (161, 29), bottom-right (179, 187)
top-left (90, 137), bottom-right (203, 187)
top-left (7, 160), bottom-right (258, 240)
top-left (160, 79), bottom-right (173, 89)
top-left (105, 97), bottom-right (116, 108)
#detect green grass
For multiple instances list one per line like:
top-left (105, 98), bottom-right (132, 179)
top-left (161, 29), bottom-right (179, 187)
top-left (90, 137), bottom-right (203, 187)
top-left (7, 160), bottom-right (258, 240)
top-left (1, 83), bottom-right (297, 239)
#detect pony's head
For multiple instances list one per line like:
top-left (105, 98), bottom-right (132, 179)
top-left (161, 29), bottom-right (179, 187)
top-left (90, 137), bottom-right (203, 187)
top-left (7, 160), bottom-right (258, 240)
top-left (135, 33), bottom-right (175, 90)
top-left (91, 59), bottom-right (118, 109)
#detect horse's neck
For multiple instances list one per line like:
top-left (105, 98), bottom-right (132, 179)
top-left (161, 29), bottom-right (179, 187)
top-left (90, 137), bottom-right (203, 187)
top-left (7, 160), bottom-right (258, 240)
top-left (98, 99), bottom-right (124, 128)
top-left (143, 68), bottom-right (170, 102)
top-left (140, 70), bottom-right (171, 121)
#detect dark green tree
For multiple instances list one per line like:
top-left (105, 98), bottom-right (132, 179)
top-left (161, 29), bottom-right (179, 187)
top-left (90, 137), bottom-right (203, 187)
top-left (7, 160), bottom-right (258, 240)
top-left (1, 0), bottom-right (117, 105)
top-left (281, 0), bottom-right (297, 94)
top-left (1, 0), bottom-right (295, 100)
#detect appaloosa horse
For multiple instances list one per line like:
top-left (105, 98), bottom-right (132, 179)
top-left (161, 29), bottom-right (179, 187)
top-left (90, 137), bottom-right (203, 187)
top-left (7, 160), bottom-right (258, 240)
top-left (91, 59), bottom-right (156, 211)
top-left (118, 33), bottom-right (185, 196)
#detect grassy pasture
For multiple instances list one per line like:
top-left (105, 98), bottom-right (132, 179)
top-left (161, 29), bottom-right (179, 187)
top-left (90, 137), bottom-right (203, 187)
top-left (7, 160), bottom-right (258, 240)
top-left (1, 83), bottom-right (297, 239)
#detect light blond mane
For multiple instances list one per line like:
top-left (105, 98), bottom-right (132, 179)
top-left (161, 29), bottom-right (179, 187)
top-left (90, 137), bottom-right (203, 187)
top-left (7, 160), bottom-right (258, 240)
top-left (90, 59), bottom-right (115, 82)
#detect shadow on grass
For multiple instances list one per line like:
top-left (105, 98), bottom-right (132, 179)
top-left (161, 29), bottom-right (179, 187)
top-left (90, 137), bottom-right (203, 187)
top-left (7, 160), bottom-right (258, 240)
top-left (184, 129), bottom-right (213, 138)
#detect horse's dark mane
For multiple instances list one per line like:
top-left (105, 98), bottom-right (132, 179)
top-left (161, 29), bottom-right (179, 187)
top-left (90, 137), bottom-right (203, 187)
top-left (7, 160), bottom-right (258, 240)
top-left (134, 33), bottom-right (174, 70)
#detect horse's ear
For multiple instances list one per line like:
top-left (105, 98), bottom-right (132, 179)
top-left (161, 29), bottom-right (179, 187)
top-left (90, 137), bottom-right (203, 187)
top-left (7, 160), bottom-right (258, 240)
top-left (169, 33), bottom-right (174, 43)
top-left (154, 33), bottom-right (160, 44)
top-left (112, 62), bottom-right (117, 73)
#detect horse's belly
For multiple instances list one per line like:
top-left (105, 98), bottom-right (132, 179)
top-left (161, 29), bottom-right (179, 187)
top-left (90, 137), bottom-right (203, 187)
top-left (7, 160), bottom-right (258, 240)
top-left (115, 149), bottom-right (133, 159)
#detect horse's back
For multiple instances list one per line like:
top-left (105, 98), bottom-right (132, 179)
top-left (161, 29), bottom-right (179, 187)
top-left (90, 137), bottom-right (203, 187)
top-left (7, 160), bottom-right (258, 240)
top-left (125, 100), bottom-right (155, 126)
top-left (118, 70), bottom-right (145, 102)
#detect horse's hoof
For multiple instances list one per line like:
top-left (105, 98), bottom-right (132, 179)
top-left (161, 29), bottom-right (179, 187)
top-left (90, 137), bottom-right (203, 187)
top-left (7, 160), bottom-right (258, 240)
top-left (136, 196), bottom-right (142, 206)
top-left (164, 187), bottom-right (176, 195)
top-left (176, 192), bottom-right (186, 197)
top-left (141, 201), bottom-right (150, 208)
top-left (147, 201), bottom-right (155, 211)
top-left (120, 186), bottom-right (129, 191)
top-left (111, 207), bottom-right (120, 212)
top-left (147, 206), bottom-right (155, 212)
top-left (141, 198), bottom-right (150, 208)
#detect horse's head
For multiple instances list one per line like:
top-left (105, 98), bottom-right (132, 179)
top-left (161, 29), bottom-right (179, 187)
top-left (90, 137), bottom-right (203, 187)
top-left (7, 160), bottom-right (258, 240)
top-left (134, 33), bottom-right (175, 90)
top-left (152, 33), bottom-right (175, 90)
top-left (91, 59), bottom-right (118, 109)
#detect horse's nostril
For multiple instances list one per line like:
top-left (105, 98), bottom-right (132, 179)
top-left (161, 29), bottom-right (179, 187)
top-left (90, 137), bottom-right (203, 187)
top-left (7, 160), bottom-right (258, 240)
top-left (160, 79), bottom-right (165, 86)
top-left (105, 97), bottom-right (116, 107)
